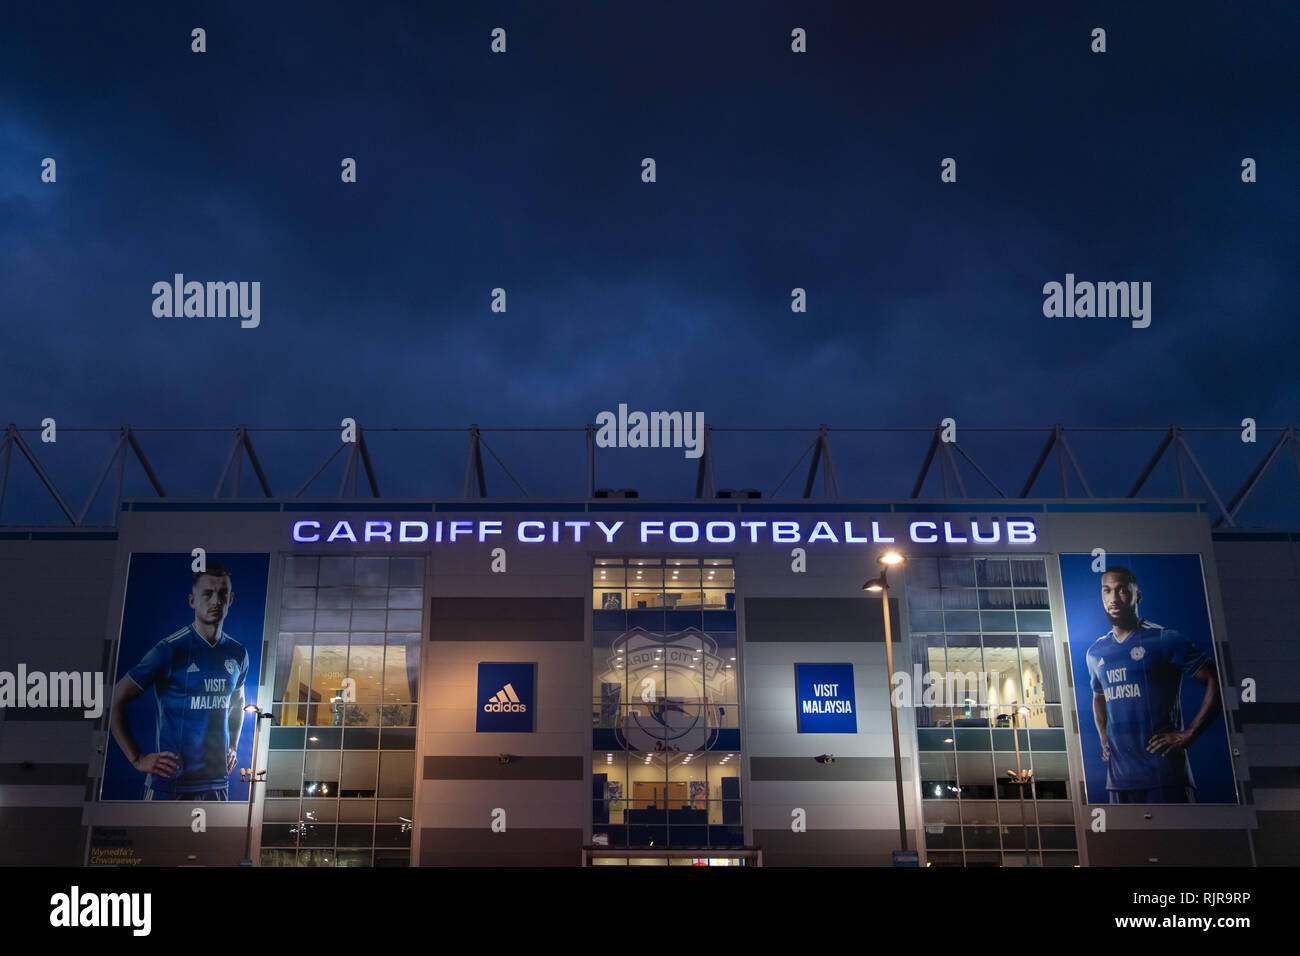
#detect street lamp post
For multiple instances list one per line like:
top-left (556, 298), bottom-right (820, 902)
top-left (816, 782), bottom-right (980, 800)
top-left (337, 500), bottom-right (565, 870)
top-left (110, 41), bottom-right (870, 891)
top-left (864, 552), bottom-right (908, 855)
top-left (240, 705), bottom-right (272, 866)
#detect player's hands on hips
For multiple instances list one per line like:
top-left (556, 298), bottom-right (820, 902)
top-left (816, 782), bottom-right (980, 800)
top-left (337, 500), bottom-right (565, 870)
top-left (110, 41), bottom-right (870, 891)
top-left (1146, 730), bottom-right (1193, 755)
top-left (227, 746), bottom-right (238, 773)
top-left (1100, 739), bottom-right (1110, 762)
top-left (134, 752), bottom-right (180, 778)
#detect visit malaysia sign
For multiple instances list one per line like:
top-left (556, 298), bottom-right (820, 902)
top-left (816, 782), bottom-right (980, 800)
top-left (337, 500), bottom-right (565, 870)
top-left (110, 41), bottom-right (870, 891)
top-left (795, 663), bottom-right (858, 733)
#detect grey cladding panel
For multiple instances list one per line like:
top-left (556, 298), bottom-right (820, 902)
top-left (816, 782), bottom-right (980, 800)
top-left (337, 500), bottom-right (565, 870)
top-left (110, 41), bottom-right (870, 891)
top-left (424, 755), bottom-right (583, 780)
top-left (750, 756), bottom-right (911, 782)
top-left (430, 597), bottom-right (583, 642)
top-left (745, 597), bottom-right (899, 643)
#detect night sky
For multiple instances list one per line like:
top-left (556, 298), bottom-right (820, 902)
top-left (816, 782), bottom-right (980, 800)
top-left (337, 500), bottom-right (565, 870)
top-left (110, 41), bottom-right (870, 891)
top-left (2, 2), bottom-right (1297, 517)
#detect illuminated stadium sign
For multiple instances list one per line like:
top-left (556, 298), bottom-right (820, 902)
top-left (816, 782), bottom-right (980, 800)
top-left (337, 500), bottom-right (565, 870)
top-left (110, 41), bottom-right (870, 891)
top-left (291, 517), bottom-right (1038, 546)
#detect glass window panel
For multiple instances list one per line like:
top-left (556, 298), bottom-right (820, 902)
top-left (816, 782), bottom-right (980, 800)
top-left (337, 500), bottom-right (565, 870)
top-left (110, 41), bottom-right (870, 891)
top-left (960, 801), bottom-right (999, 825)
top-left (389, 558), bottom-right (423, 587)
top-left (666, 589), bottom-right (704, 610)
top-left (263, 799), bottom-right (301, 822)
top-left (997, 799), bottom-right (1036, 824)
top-left (924, 852), bottom-right (964, 867)
top-left (339, 800), bottom-right (375, 823)
top-left (595, 751), bottom-right (629, 824)
top-left (353, 587), bottom-right (388, 608)
top-left (1011, 559), bottom-right (1047, 587)
top-left (346, 640), bottom-right (385, 699)
top-left (350, 609), bottom-right (387, 630)
top-left (340, 752), bottom-right (378, 797)
top-left (299, 824), bottom-right (335, 847)
top-left (377, 800), bottom-right (412, 826)
top-left (274, 702), bottom-right (308, 727)
top-left (314, 608), bottom-right (351, 632)
top-left (260, 824), bottom-right (297, 847)
top-left (1042, 851), bottom-right (1079, 866)
top-left (274, 637), bottom-right (314, 703)
top-left (964, 826), bottom-right (1001, 849)
top-left (629, 565), bottom-right (664, 589)
top-left (703, 566), bottom-right (734, 588)
top-left (317, 587), bottom-right (353, 609)
top-left (379, 707), bottom-right (416, 730)
top-left (938, 558), bottom-right (976, 588)
top-left (383, 634), bottom-right (420, 704)
top-left (924, 801), bottom-right (960, 824)
top-left (280, 588), bottom-right (316, 609)
top-left (378, 752), bottom-right (415, 798)
top-left (387, 609), bottom-right (422, 630)
top-left (283, 556), bottom-right (319, 588)
top-left (942, 589), bottom-right (978, 609)
top-left (259, 849), bottom-right (298, 867)
top-left (1036, 802), bottom-right (1076, 824)
top-left (297, 848), bottom-right (334, 867)
top-left (979, 588), bottom-right (1015, 610)
top-left (343, 727), bottom-right (380, 749)
top-left (666, 566), bottom-right (701, 589)
top-left (1014, 588), bottom-right (1050, 609)
top-left (944, 611), bottom-right (981, 632)
top-left (387, 588), bottom-right (422, 609)
top-left (318, 557), bottom-right (353, 587)
top-left (303, 751), bottom-right (341, 798)
top-left (342, 701), bottom-right (377, 727)
top-left (336, 825), bottom-right (374, 847)
top-left (1000, 826), bottom-right (1038, 851)
top-left (354, 557), bottom-right (389, 587)
top-left (265, 751), bottom-right (304, 797)
top-left (920, 752), bottom-right (958, 799)
top-left (700, 588), bottom-right (732, 610)
top-left (595, 587), bottom-right (626, 612)
top-left (975, 558), bottom-right (1011, 587)
top-left (1040, 827), bottom-right (1077, 849)
top-left (305, 728), bottom-right (342, 749)
top-left (377, 749), bottom-right (410, 796)
top-left (301, 799), bottom-right (337, 823)
top-left (278, 608), bottom-right (315, 631)
top-left (907, 557), bottom-right (941, 590)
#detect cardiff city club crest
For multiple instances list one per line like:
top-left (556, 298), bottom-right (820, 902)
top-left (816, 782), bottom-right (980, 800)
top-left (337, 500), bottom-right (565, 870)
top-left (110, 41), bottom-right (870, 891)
top-left (599, 627), bottom-right (725, 767)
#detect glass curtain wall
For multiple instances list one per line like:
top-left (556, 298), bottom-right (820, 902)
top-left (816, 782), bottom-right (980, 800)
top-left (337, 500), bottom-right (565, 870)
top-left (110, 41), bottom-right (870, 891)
top-left (906, 556), bottom-right (1078, 866)
top-left (591, 557), bottom-right (741, 849)
top-left (259, 555), bottom-right (424, 867)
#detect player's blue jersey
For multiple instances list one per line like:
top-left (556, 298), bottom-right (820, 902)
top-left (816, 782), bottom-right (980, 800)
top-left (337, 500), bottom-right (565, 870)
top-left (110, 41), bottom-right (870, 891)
top-left (126, 625), bottom-right (249, 793)
top-left (1086, 621), bottom-right (1209, 791)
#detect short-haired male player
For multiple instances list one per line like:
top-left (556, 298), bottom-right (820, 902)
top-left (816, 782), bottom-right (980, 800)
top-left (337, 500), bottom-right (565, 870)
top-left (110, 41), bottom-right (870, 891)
top-left (109, 564), bottom-right (250, 800)
top-left (1087, 566), bottom-right (1221, 803)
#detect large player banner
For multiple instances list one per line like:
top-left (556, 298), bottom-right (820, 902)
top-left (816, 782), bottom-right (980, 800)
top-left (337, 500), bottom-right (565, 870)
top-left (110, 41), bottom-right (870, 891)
top-left (1058, 553), bottom-right (1237, 805)
top-left (101, 553), bottom-right (269, 802)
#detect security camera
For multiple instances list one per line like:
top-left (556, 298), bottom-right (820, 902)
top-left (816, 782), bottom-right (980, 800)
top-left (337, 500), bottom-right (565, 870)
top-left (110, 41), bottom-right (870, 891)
top-left (816, 754), bottom-right (835, 765)
top-left (498, 753), bottom-right (511, 765)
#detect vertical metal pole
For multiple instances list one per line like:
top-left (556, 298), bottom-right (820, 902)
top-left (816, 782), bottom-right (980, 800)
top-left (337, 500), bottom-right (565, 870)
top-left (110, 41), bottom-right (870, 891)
top-left (881, 591), bottom-right (907, 852)
top-left (1013, 710), bottom-right (1029, 866)
top-left (243, 713), bottom-right (264, 863)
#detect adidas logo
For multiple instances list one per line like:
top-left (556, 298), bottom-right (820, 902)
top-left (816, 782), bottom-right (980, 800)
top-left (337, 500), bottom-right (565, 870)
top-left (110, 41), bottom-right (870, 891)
top-left (186, 663), bottom-right (201, 673)
top-left (483, 683), bottom-right (526, 713)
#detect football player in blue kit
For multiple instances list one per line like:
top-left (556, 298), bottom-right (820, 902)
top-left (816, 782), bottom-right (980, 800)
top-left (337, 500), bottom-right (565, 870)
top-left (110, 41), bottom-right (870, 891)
top-left (1086, 566), bottom-right (1221, 804)
top-left (109, 565), bottom-right (250, 800)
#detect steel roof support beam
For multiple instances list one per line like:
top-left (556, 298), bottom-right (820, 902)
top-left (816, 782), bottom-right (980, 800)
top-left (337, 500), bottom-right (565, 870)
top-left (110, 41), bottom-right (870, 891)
top-left (910, 428), bottom-right (941, 499)
top-left (1214, 425), bottom-right (1295, 528)
top-left (696, 425), bottom-right (717, 499)
top-left (1019, 428), bottom-right (1058, 498)
top-left (0, 423), bottom-right (76, 525)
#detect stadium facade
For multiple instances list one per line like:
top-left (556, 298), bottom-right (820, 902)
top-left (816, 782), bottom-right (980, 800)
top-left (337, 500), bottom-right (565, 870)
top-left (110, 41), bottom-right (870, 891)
top-left (0, 424), bottom-right (1297, 867)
